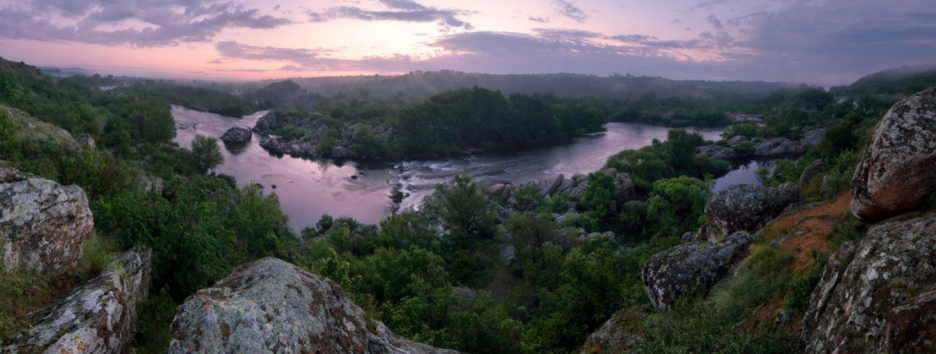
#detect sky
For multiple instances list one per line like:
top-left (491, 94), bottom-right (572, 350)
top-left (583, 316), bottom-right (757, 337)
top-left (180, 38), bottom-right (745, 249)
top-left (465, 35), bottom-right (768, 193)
top-left (0, 0), bottom-right (934, 86)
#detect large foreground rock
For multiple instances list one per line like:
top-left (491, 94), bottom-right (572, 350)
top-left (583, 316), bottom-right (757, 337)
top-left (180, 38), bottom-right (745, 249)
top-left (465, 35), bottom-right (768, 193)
top-left (697, 184), bottom-right (797, 242)
top-left (168, 258), bottom-right (458, 354)
top-left (219, 126), bottom-right (252, 143)
top-left (851, 87), bottom-right (936, 221)
top-left (2, 249), bottom-right (151, 354)
top-left (642, 232), bottom-right (752, 310)
top-left (802, 214), bottom-right (936, 354)
top-left (1, 166), bottom-right (94, 275)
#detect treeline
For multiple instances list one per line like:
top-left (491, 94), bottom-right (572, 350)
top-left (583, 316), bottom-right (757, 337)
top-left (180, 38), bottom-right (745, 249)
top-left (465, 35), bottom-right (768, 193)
top-left (59, 74), bottom-right (257, 117)
top-left (391, 87), bottom-right (604, 158)
top-left (253, 70), bottom-right (800, 104)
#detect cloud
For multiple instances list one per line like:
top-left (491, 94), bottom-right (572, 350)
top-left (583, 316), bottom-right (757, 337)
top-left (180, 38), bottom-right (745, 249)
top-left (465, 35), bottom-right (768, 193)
top-left (706, 14), bottom-right (723, 30)
top-left (552, 0), bottom-right (587, 23)
top-left (307, 0), bottom-right (473, 31)
top-left (0, 0), bottom-right (290, 47)
top-left (726, 0), bottom-right (936, 83)
top-left (529, 17), bottom-right (550, 23)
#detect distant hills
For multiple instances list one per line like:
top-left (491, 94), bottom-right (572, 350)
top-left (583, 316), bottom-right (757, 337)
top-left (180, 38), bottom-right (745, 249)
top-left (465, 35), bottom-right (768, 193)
top-left (830, 65), bottom-right (936, 98)
top-left (250, 71), bottom-right (806, 103)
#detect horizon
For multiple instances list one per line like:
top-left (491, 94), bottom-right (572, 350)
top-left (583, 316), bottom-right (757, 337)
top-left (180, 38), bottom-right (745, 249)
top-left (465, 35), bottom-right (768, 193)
top-left (1, 0), bottom-right (934, 87)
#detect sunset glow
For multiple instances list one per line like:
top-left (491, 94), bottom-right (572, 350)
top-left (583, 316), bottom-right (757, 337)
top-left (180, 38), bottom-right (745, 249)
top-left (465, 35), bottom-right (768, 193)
top-left (1, 0), bottom-right (934, 85)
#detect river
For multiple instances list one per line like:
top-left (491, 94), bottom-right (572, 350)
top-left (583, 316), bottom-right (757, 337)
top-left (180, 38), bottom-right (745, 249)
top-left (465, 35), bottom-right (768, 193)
top-left (172, 106), bottom-right (769, 232)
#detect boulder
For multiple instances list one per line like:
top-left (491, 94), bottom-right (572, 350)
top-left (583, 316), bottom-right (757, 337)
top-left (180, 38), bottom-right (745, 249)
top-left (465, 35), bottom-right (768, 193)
top-left (499, 245), bottom-right (516, 266)
top-left (168, 258), bottom-right (458, 354)
top-left (600, 168), bottom-right (637, 201)
top-left (0, 167), bottom-right (94, 275)
top-left (259, 138), bottom-right (289, 155)
top-left (726, 135), bottom-right (748, 147)
top-left (697, 184), bottom-right (798, 242)
top-left (486, 183), bottom-right (507, 197)
top-left (753, 137), bottom-right (802, 156)
top-left (802, 214), bottom-right (936, 354)
top-left (697, 144), bottom-right (737, 159)
top-left (77, 134), bottom-right (96, 148)
top-left (331, 146), bottom-right (349, 158)
top-left (139, 175), bottom-right (164, 194)
top-left (219, 127), bottom-right (252, 143)
top-left (252, 115), bottom-right (272, 134)
top-left (801, 128), bottom-right (826, 147)
top-left (851, 87), bottom-right (936, 221)
top-left (555, 178), bottom-right (576, 195)
top-left (798, 159), bottom-right (826, 189)
top-left (580, 231), bottom-right (618, 244)
top-left (533, 174), bottom-right (565, 197)
top-left (577, 311), bottom-right (642, 354)
top-left (642, 232), bottom-right (752, 310)
top-left (2, 249), bottom-right (151, 353)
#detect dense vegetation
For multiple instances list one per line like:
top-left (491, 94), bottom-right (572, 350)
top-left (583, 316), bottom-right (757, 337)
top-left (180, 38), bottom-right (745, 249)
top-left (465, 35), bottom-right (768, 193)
top-left (0, 58), bottom-right (925, 353)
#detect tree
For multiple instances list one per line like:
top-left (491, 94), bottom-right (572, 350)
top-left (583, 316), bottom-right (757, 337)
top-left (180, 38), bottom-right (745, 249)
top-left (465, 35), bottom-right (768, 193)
top-left (646, 176), bottom-right (712, 234)
top-left (421, 174), bottom-right (494, 249)
top-left (191, 135), bottom-right (223, 174)
top-left (580, 172), bottom-right (616, 220)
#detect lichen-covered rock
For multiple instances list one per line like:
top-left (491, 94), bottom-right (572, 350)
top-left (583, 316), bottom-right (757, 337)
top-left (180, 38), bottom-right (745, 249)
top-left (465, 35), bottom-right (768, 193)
top-left (851, 87), bottom-right (936, 221)
top-left (577, 311), bottom-right (642, 354)
top-left (2, 249), bottom-right (152, 354)
top-left (802, 214), bottom-right (936, 354)
top-left (697, 184), bottom-right (797, 242)
top-left (642, 232), bottom-right (752, 310)
top-left (168, 258), bottom-right (458, 354)
top-left (219, 127), bottom-right (252, 143)
top-left (1, 167), bottom-right (94, 275)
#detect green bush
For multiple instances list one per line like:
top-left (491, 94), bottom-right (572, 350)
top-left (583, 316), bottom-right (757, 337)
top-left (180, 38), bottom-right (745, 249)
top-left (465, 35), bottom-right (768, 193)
top-left (785, 249), bottom-right (827, 313)
top-left (646, 176), bottom-right (712, 234)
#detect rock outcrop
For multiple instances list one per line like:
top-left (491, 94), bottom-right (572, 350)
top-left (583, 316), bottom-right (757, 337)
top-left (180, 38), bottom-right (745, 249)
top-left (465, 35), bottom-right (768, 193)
top-left (577, 311), bottom-right (642, 354)
top-left (642, 232), bottom-right (752, 310)
top-left (168, 258), bottom-right (458, 354)
top-left (798, 159), bottom-right (826, 189)
top-left (1, 166), bottom-right (94, 275)
top-left (697, 184), bottom-right (797, 242)
top-left (802, 214), bottom-right (936, 354)
top-left (851, 87), bottom-right (936, 221)
top-left (697, 144), bottom-right (737, 159)
top-left (801, 128), bottom-right (826, 147)
top-left (252, 114), bottom-right (272, 134)
top-left (752, 137), bottom-right (802, 156)
top-left (219, 127), bottom-right (252, 143)
top-left (2, 249), bottom-right (152, 354)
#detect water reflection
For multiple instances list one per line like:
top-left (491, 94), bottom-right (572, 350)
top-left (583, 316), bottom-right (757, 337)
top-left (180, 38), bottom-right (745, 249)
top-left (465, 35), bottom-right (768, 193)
top-left (172, 105), bottom-right (762, 232)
